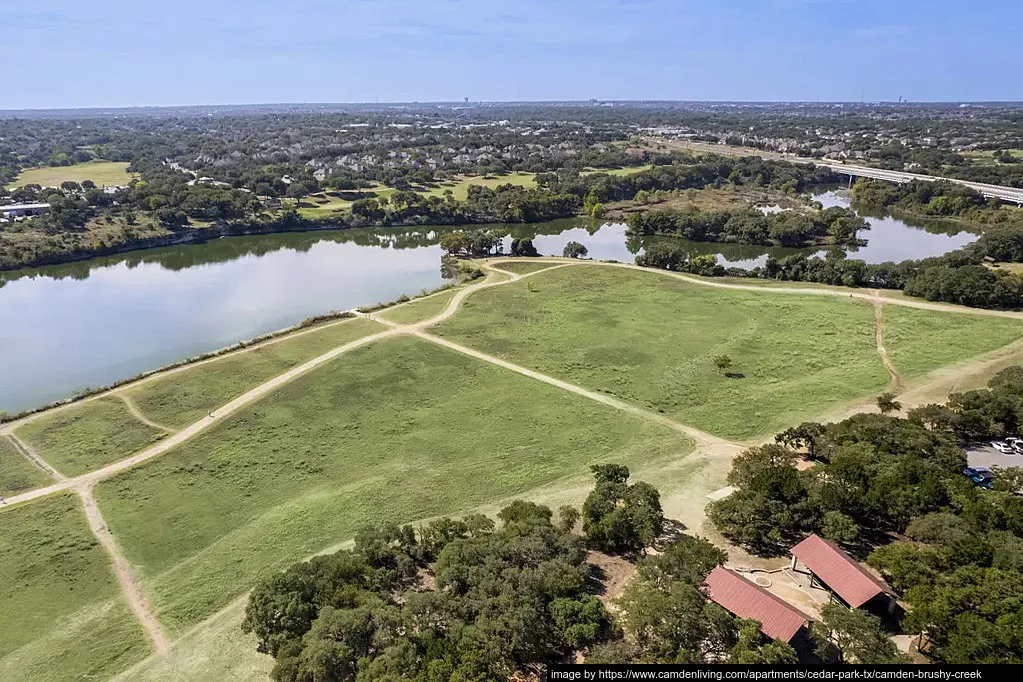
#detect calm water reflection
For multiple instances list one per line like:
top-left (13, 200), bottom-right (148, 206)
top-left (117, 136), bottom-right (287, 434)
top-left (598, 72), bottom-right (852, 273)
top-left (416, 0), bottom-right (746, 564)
top-left (0, 195), bottom-right (981, 412)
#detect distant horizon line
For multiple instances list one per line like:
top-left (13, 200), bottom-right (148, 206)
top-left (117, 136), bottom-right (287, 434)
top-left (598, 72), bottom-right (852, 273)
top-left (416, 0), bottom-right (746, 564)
top-left (2, 98), bottom-right (1022, 114)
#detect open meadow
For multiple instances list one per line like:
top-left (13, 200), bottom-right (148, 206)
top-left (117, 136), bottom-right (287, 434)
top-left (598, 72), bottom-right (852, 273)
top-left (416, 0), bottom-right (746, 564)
top-left (493, 260), bottom-right (565, 276)
top-left (124, 317), bottom-right (384, 429)
top-left (0, 436), bottom-right (51, 496)
top-left (14, 397), bottom-right (168, 477)
top-left (7, 161), bottom-right (135, 189)
top-left (377, 288), bottom-right (459, 325)
top-left (94, 335), bottom-right (694, 633)
top-left (433, 264), bottom-right (1023, 439)
top-left (0, 494), bottom-right (149, 681)
top-left (5, 258), bottom-right (1023, 679)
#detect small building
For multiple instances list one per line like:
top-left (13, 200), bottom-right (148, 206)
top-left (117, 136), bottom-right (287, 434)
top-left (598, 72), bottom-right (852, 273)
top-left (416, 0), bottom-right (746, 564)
top-left (704, 566), bottom-right (814, 644)
top-left (790, 534), bottom-right (897, 614)
top-left (0, 202), bottom-right (50, 218)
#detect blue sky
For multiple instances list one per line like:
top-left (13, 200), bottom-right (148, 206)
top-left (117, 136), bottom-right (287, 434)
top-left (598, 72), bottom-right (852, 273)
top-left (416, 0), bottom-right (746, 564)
top-left (1, 0), bottom-right (1019, 108)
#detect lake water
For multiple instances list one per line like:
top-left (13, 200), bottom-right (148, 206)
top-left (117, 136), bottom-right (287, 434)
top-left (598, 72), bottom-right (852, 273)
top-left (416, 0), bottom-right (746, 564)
top-left (0, 196), bottom-right (979, 413)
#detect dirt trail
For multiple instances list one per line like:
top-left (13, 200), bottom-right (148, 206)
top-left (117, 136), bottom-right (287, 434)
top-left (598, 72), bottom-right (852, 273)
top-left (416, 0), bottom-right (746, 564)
top-left (412, 330), bottom-right (745, 458)
top-left (116, 394), bottom-right (176, 433)
top-left (873, 298), bottom-right (904, 391)
top-left (5, 433), bottom-right (66, 481)
top-left (34, 255), bottom-right (1023, 672)
top-left (0, 327), bottom-right (404, 509)
top-left (0, 312), bottom-right (366, 438)
top-left (77, 486), bottom-right (170, 657)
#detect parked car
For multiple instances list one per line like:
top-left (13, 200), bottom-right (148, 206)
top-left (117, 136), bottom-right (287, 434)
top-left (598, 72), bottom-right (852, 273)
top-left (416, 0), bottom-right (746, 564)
top-left (991, 441), bottom-right (1015, 454)
top-left (1014, 443), bottom-right (1023, 455)
top-left (964, 467), bottom-right (994, 489)
top-left (1007, 437), bottom-right (1022, 446)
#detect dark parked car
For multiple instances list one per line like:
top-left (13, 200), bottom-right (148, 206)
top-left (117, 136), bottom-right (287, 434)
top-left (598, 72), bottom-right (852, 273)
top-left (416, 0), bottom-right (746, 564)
top-left (963, 467), bottom-right (993, 489)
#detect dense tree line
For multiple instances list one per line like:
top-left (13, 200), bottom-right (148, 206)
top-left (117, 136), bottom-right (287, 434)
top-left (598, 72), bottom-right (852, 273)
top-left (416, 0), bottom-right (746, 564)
top-left (851, 178), bottom-right (1009, 222)
top-left (709, 368), bottom-right (1023, 663)
top-left (637, 237), bottom-right (1023, 310)
top-left (242, 504), bottom-right (611, 681)
top-left (627, 205), bottom-right (867, 248)
top-left (244, 462), bottom-right (874, 678)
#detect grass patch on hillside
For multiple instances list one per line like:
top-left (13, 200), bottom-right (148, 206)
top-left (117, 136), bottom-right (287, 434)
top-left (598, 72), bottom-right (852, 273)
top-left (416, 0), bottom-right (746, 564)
top-left (420, 173), bottom-right (537, 201)
top-left (0, 494), bottom-right (149, 680)
top-left (126, 317), bottom-right (385, 429)
top-left (493, 260), bottom-right (564, 275)
top-left (8, 161), bottom-right (134, 189)
top-left (883, 306), bottom-right (1023, 379)
top-left (581, 164), bottom-right (653, 176)
top-left (378, 289), bottom-right (459, 325)
top-left (434, 265), bottom-right (892, 440)
top-left (0, 436), bottom-right (51, 496)
top-left (96, 336), bottom-right (693, 632)
top-left (14, 397), bottom-right (167, 476)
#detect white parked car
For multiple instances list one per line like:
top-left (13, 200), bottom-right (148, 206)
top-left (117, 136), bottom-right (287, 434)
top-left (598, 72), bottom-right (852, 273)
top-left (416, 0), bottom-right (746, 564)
top-left (992, 441), bottom-right (1015, 454)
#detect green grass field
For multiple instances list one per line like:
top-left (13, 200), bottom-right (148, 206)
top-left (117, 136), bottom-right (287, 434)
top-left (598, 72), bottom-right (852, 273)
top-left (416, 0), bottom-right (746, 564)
top-left (581, 164), bottom-right (653, 176)
top-left (435, 265), bottom-right (893, 439)
top-left (883, 306), bottom-right (1023, 378)
top-left (14, 397), bottom-right (167, 477)
top-left (493, 260), bottom-right (564, 276)
top-left (126, 318), bottom-right (384, 429)
top-left (420, 173), bottom-right (537, 201)
top-left (0, 436), bottom-right (52, 496)
top-left (0, 494), bottom-right (149, 681)
top-left (378, 288), bottom-right (459, 325)
top-left (8, 161), bottom-right (135, 189)
top-left (95, 335), bottom-right (693, 632)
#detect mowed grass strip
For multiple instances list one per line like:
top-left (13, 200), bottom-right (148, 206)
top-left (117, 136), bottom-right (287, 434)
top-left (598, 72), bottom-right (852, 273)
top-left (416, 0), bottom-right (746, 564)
top-left (378, 289), bottom-right (459, 325)
top-left (882, 305), bottom-right (1023, 379)
top-left (96, 335), bottom-right (693, 632)
top-left (14, 396), bottom-right (167, 477)
top-left (434, 264), bottom-right (891, 440)
top-left (0, 436), bottom-right (52, 496)
top-left (8, 160), bottom-right (134, 189)
top-left (126, 317), bottom-right (385, 429)
top-left (0, 494), bottom-right (149, 681)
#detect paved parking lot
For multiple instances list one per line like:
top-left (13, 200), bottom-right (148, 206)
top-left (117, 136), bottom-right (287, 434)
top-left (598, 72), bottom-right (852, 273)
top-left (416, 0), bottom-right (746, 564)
top-left (965, 443), bottom-right (1023, 470)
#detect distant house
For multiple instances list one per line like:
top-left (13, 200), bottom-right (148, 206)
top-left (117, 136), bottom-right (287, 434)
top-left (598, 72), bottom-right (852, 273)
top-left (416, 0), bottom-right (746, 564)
top-left (704, 566), bottom-right (814, 644)
top-left (0, 202), bottom-right (49, 218)
top-left (790, 534), bottom-right (897, 614)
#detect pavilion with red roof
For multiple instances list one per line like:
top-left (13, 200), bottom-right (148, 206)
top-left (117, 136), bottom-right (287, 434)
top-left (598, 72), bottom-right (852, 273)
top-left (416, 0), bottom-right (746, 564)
top-left (703, 566), bottom-right (814, 644)
top-left (789, 533), bottom-right (897, 614)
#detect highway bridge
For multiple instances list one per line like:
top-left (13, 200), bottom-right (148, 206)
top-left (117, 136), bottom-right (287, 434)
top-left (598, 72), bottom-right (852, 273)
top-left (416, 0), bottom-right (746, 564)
top-left (815, 162), bottom-right (1023, 205)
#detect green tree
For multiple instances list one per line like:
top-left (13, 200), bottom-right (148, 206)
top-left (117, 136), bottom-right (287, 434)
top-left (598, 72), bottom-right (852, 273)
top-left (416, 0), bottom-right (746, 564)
top-left (713, 354), bottom-right (732, 374)
top-left (563, 241), bottom-right (588, 259)
top-left (636, 534), bottom-right (726, 589)
top-left (583, 465), bottom-right (664, 554)
top-left (728, 620), bottom-right (798, 664)
top-left (877, 392), bottom-right (902, 415)
top-left (820, 510), bottom-right (860, 545)
top-left (812, 603), bottom-right (907, 664)
top-left (557, 505), bottom-right (581, 533)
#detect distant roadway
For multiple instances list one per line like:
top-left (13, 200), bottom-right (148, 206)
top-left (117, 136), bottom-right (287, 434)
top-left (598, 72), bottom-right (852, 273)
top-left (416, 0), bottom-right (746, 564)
top-left (815, 162), bottom-right (1023, 205)
top-left (663, 138), bottom-right (1023, 205)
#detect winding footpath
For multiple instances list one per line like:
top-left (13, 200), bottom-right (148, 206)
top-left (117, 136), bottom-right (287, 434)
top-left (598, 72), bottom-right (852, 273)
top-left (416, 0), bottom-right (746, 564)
top-left (79, 485), bottom-right (170, 656)
top-left (117, 394), bottom-right (176, 433)
top-left (3, 256), bottom-right (1023, 664)
top-left (5, 433), bottom-right (66, 481)
top-left (873, 297), bottom-right (904, 391)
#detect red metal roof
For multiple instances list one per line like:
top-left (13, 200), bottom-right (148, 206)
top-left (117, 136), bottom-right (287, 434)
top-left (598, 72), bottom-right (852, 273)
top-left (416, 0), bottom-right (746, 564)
top-left (790, 534), bottom-right (895, 608)
top-left (703, 566), bottom-right (812, 642)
